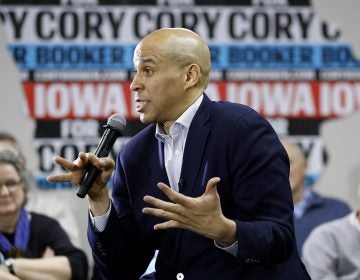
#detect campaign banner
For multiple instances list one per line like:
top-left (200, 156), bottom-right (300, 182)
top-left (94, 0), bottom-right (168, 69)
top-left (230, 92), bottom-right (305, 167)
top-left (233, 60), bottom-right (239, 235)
top-left (8, 44), bottom-right (360, 70)
top-left (1, 2), bottom-right (359, 189)
top-left (22, 81), bottom-right (360, 120)
top-left (0, 5), bottom-right (338, 44)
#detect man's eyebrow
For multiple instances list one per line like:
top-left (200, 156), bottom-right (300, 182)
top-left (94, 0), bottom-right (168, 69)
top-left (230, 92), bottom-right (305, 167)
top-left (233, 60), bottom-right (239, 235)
top-left (137, 58), bottom-right (157, 65)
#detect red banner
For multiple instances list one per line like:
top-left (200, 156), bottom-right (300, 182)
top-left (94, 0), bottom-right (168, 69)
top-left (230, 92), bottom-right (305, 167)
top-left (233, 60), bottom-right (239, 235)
top-left (23, 81), bottom-right (360, 120)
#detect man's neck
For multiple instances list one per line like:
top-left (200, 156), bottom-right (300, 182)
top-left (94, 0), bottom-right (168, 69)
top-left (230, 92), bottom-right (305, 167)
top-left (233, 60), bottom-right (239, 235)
top-left (160, 122), bottom-right (173, 135)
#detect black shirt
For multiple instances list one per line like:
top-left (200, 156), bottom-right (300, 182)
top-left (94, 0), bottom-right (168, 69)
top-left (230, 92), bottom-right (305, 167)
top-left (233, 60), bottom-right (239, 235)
top-left (2, 212), bottom-right (88, 280)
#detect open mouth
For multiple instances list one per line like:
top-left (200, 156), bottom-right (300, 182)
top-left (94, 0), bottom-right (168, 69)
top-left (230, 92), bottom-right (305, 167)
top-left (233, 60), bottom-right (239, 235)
top-left (135, 98), bottom-right (149, 112)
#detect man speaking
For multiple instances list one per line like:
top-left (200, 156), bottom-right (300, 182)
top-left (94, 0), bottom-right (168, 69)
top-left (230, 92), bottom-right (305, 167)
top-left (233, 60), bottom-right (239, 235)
top-left (48, 28), bottom-right (310, 280)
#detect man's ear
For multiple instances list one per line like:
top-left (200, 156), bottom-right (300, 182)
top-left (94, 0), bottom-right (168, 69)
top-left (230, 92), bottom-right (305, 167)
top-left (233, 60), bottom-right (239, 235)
top-left (184, 64), bottom-right (200, 90)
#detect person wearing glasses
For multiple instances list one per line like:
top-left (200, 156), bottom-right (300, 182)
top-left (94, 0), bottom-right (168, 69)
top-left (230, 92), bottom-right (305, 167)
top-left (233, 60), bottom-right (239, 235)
top-left (0, 149), bottom-right (88, 280)
top-left (0, 131), bottom-right (82, 249)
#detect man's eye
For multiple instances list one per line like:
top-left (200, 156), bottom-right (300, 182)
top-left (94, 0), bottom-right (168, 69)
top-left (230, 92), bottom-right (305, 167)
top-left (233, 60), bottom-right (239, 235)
top-left (144, 69), bottom-right (153, 75)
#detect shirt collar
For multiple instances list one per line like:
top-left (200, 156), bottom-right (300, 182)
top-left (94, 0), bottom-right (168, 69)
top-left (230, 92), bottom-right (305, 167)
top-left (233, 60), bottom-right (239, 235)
top-left (155, 95), bottom-right (203, 140)
top-left (294, 188), bottom-right (313, 218)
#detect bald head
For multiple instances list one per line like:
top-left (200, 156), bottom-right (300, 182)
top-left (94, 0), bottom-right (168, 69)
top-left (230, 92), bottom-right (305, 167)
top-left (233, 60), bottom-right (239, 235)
top-left (131, 28), bottom-right (212, 127)
top-left (282, 141), bottom-right (306, 165)
top-left (137, 28), bottom-right (211, 89)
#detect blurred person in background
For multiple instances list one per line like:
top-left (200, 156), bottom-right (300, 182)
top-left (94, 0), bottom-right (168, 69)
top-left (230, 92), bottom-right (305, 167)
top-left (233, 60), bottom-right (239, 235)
top-left (302, 182), bottom-right (360, 279)
top-left (0, 148), bottom-right (88, 279)
top-left (0, 131), bottom-right (81, 248)
top-left (281, 140), bottom-right (351, 255)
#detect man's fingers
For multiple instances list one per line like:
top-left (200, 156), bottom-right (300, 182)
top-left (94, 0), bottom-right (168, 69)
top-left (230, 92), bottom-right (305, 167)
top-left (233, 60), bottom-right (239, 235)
top-left (47, 173), bottom-right (74, 183)
top-left (204, 177), bottom-right (221, 195)
top-left (143, 195), bottom-right (183, 214)
top-left (142, 207), bottom-right (184, 223)
top-left (48, 153), bottom-right (114, 187)
top-left (153, 220), bottom-right (180, 230)
top-left (153, 220), bottom-right (196, 232)
top-left (157, 182), bottom-right (192, 207)
top-left (87, 153), bottom-right (115, 171)
top-left (53, 156), bottom-right (78, 171)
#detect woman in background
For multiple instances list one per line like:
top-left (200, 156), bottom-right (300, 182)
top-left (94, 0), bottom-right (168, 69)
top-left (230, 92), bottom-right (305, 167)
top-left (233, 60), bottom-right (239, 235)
top-left (0, 148), bottom-right (88, 280)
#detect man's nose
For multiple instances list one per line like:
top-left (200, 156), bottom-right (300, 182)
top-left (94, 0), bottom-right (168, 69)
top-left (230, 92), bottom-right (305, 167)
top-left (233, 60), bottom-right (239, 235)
top-left (130, 74), bottom-right (143, 92)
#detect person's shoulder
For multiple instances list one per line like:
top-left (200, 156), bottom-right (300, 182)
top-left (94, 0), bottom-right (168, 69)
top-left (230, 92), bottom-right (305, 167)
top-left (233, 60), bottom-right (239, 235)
top-left (119, 123), bottom-right (157, 160)
top-left (29, 211), bottom-right (69, 238)
top-left (209, 100), bottom-right (266, 126)
top-left (302, 214), bottom-right (350, 258)
top-left (211, 100), bottom-right (255, 115)
top-left (126, 123), bottom-right (155, 144)
top-left (29, 211), bottom-right (60, 225)
top-left (325, 197), bottom-right (351, 209)
top-left (310, 213), bottom-right (350, 236)
top-left (314, 191), bottom-right (351, 210)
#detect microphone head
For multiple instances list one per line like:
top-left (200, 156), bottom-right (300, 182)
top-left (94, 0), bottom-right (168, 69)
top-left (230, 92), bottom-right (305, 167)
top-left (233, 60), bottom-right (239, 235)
top-left (107, 114), bottom-right (126, 131)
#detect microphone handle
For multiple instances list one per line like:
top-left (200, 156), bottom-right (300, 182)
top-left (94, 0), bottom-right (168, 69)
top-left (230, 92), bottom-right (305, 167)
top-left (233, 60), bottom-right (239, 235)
top-left (77, 165), bottom-right (101, 198)
top-left (76, 128), bottom-right (119, 198)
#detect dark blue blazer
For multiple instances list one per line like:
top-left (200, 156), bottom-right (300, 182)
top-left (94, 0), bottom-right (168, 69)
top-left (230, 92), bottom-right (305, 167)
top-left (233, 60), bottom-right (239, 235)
top-left (88, 95), bottom-right (310, 280)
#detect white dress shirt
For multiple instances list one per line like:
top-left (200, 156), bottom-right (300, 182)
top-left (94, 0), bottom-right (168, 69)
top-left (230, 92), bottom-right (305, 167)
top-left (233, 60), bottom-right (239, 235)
top-left (155, 94), bottom-right (203, 191)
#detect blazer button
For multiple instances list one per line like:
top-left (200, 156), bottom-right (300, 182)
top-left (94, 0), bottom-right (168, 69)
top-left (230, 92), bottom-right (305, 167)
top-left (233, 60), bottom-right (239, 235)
top-left (176, 272), bottom-right (184, 279)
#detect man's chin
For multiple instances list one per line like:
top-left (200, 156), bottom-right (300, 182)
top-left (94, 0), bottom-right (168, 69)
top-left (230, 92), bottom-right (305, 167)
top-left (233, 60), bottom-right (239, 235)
top-left (139, 115), bottom-right (151, 125)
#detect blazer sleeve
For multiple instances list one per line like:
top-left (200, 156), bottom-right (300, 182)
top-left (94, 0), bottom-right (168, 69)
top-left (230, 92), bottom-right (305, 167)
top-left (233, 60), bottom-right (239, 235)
top-left (87, 157), bottom-right (154, 280)
top-left (227, 109), bottom-right (296, 264)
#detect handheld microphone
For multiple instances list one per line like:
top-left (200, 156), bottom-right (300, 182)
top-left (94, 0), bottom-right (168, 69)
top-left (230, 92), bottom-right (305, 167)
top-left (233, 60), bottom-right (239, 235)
top-left (77, 114), bottom-right (126, 198)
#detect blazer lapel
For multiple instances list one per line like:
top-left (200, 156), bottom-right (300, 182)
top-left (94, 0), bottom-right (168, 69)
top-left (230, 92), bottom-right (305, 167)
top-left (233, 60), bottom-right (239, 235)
top-left (157, 140), bottom-right (170, 187)
top-left (180, 96), bottom-right (211, 197)
top-left (157, 141), bottom-right (166, 175)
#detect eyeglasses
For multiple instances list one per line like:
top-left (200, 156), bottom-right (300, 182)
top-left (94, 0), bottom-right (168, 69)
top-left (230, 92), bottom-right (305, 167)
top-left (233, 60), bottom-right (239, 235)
top-left (0, 180), bottom-right (23, 191)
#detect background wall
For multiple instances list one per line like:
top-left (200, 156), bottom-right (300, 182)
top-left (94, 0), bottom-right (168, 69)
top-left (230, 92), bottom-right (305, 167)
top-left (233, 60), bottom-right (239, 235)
top-left (312, 0), bottom-right (360, 208)
top-left (0, 24), bottom-right (37, 172)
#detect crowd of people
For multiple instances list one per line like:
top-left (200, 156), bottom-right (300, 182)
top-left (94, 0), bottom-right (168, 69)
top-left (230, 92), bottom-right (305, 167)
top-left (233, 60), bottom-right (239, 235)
top-left (281, 141), bottom-right (351, 255)
top-left (1, 27), bottom-right (358, 280)
top-left (281, 140), bottom-right (359, 279)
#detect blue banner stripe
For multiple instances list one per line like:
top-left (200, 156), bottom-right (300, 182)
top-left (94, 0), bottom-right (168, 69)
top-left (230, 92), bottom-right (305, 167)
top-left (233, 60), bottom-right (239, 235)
top-left (8, 44), bottom-right (135, 70)
top-left (7, 44), bottom-right (360, 70)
